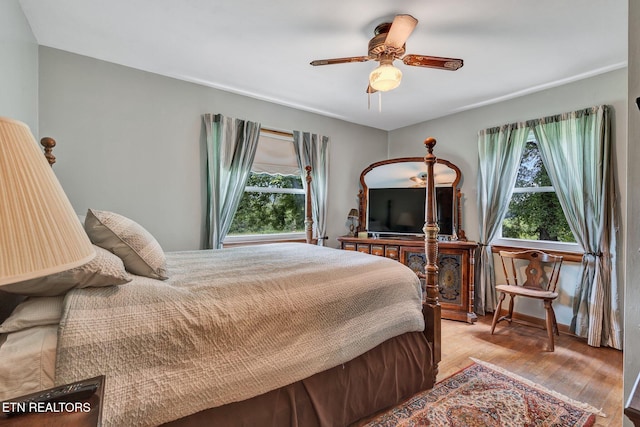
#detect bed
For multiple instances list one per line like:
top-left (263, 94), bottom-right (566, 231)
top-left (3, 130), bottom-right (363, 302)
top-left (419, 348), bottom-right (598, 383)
top-left (0, 135), bottom-right (443, 427)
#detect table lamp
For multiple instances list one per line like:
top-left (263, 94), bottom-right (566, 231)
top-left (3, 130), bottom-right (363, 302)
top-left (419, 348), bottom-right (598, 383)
top-left (0, 117), bottom-right (94, 287)
top-left (347, 208), bottom-right (359, 237)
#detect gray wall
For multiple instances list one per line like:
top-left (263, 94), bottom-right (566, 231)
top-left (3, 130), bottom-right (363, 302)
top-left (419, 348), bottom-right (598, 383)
top-left (625, 0), bottom-right (640, 424)
top-left (38, 47), bottom-right (389, 251)
top-left (0, 0), bottom-right (38, 131)
top-left (388, 69), bottom-right (628, 329)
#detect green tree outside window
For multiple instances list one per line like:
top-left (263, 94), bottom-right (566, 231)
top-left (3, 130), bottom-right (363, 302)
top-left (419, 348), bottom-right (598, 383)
top-left (502, 140), bottom-right (575, 243)
top-left (229, 173), bottom-right (305, 235)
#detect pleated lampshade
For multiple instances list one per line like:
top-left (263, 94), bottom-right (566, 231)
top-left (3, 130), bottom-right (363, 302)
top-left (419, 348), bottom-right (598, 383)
top-left (0, 117), bottom-right (95, 286)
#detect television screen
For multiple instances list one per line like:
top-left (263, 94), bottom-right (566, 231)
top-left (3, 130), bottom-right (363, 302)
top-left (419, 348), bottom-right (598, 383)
top-left (368, 187), bottom-right (453, 235)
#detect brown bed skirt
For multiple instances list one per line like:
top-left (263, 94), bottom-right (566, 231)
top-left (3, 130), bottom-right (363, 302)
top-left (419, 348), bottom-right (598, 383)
top-left (163, 331), bottom-right (433, 427)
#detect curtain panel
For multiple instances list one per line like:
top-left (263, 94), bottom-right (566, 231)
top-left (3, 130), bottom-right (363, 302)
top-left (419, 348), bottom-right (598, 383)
top-left (292, 131), bottom-right (329, 246)
top-left (476, 123), bottom-right (529, 315)
top-left (202, 114), bottom-right (261, 249)
top-left (528, 105), bottom-right (621, 349)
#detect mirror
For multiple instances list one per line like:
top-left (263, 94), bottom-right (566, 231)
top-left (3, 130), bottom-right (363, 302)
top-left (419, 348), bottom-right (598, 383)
top-left (357, 157), bottom-right (466, 240)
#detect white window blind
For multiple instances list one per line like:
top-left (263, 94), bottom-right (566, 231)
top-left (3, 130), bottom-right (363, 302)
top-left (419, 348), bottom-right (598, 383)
top-left (251, 133), bottom-right (299, 175)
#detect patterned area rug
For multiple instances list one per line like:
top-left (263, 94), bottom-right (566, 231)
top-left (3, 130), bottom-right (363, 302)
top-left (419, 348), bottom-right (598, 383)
top-left (363, 358), bottom-right (605, 427)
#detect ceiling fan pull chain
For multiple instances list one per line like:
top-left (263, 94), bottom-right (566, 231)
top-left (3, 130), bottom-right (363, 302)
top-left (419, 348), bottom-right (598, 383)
top-left (379, 92), bottom-right (382, 113)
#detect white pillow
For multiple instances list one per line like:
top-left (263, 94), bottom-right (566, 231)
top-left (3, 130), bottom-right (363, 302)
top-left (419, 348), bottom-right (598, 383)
top-left (0, 297), bottom-right (64, 334)
top-left (0, 325), bottom-right (57, 400)
top-left (0, 245), bottom-right (132, 296)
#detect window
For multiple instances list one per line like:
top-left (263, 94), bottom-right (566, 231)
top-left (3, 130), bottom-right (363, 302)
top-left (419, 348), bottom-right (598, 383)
top-left (229, 173), bottom-right (305, 236)
top-left (226, 130), bottom-right (305, 242)
top-left (500, 137), bottom-right (576, 245)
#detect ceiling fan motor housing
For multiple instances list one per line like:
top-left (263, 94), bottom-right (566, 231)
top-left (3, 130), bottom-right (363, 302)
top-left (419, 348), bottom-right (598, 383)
top-left (369, 23), bottom-right (405, 58)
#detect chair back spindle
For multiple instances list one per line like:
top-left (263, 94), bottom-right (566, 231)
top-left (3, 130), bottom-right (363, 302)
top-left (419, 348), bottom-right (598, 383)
top-left (499, 250), bottom-right (563, 293)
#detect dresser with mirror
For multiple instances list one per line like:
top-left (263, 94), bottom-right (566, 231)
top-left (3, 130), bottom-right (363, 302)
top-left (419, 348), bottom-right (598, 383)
top-left (338, 157), bottom-right (477, 323)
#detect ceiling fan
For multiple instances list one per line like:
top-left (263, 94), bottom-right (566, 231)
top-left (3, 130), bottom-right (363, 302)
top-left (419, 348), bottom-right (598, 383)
top-left (310, 14), bottom-right (463, 93)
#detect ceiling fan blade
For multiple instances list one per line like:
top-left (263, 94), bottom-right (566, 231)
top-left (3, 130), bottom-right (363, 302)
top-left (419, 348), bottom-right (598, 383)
top-left (384, 14), bottom-right (418, 49)
top-left (402, 54), bottom-right (464, 70)
top-left (310, 56), bottom-right (371, 66)
top-left (366, 84), bottom-right (377, 94)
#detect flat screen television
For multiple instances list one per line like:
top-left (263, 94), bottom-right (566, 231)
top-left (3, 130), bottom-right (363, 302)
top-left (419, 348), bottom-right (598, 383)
top-left (367, 187), bottom-right (454, 236)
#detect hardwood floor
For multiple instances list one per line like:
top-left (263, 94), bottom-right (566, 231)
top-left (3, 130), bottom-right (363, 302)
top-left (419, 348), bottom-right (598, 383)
top-left (439, 315), bottom-right (624, 426)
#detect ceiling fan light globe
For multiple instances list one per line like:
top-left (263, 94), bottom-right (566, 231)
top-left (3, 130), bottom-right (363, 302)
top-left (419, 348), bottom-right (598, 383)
top-left (369, 64), bottom-right (402, 92)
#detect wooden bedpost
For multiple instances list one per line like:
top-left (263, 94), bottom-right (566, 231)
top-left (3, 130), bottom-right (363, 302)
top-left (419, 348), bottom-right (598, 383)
top-left (304, 166), bottom-right (314, 244)
top-left (357, 189), bottom-right (365, 233)
top-left (40, 137), bottom-right (56, 166)
top-left (423, 137), bottom-right (441, 378)
top-left (456, 189), bottom-right (467, 241)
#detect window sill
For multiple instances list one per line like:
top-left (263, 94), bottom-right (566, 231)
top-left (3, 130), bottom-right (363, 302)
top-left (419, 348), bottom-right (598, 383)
top-left (490, 239), bottom-right (584, 262)
top-left (223, 233), bottom-right (307, 247)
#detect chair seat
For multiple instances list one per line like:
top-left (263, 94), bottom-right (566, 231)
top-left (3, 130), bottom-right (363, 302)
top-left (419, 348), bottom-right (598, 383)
top-left (496, 284), bottom-right (558, 299)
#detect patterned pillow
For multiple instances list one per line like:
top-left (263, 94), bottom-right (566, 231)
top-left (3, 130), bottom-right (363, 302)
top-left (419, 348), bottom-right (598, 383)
top-left (0, 245), bottom-right (132, 296)
top-left (85, 209), bottom-right (168, 280)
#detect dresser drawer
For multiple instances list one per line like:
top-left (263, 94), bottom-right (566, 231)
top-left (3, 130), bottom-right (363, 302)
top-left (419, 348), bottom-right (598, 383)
top-left (385, 245), bottom-right (399, 260)
top-left (342, 242), bottom-right (357, 251)
top-left (371, 244), bottom-right (385, 256)
top-left (356, 244), bottom-right (371, 254)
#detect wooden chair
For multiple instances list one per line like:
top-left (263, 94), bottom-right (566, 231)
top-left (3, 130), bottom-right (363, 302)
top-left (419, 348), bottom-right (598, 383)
top-left (490, 250), bottom-right (563, 351)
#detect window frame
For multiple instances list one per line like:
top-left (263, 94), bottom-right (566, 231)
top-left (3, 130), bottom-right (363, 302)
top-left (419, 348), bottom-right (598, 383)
top-left (223, 129), bottom-right (306, 245)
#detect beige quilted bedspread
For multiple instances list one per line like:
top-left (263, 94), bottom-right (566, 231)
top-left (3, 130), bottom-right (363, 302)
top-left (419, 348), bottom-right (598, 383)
top-left (55, 243), bottom-right (424, 426)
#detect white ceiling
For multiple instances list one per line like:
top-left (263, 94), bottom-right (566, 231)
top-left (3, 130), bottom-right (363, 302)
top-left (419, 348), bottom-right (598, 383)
top-left (19, 0), bottom-right (628, 131)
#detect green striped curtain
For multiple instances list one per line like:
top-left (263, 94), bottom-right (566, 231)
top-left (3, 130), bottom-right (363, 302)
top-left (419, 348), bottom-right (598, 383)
top-left (476, 123), bottom-right (529, 315)
top-left (293, 131), bottom-right (329, 245)
top-left (203, 114), bottom-right (261, 249)
top-left (529, 105), bottom-right (621, 349)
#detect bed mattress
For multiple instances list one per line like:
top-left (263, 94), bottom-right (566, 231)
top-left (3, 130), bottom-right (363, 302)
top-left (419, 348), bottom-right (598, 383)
top-left (53, 243), bottom-right (424, 426)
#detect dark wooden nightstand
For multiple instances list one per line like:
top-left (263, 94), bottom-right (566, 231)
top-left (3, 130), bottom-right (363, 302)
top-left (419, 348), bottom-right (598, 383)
top-left (0, 376), bottom-right (104, 427)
